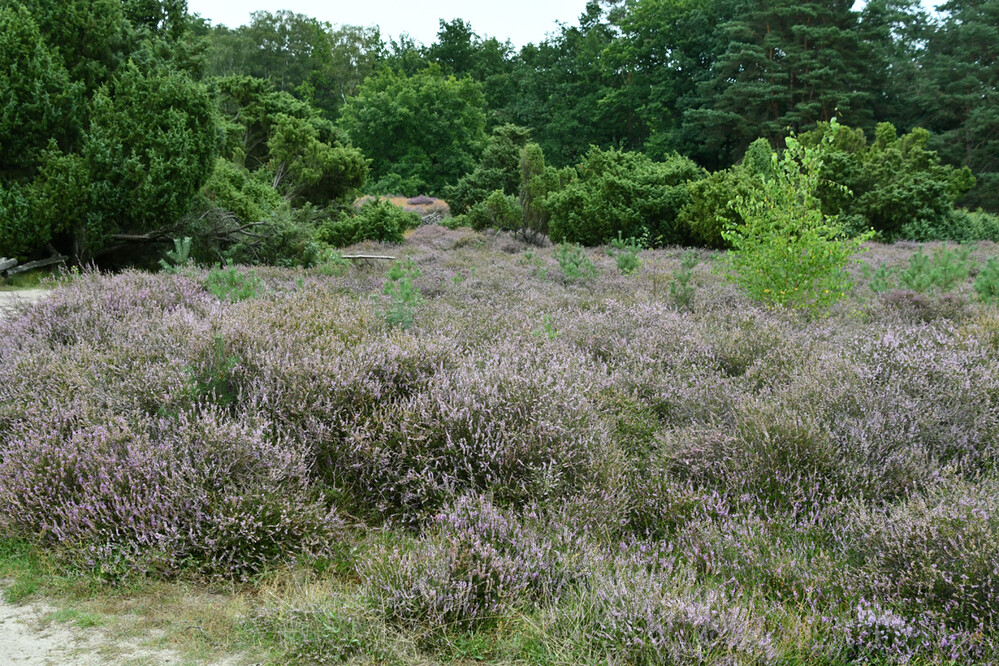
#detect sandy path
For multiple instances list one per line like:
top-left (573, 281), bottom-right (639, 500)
top-left (0, 290), bottom-right (49, 319)
top-left (1, 597), bottom-right (118, 665)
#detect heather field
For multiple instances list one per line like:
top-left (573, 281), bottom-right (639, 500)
top-left (2, 226), bottom-right (998, 664)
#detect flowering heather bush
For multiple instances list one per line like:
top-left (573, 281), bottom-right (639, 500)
top-left (539, 547), bottom-right (777, 664)
top-left (363, 496), bottom-right (576, 636)
top-left (1, 232), bottom-right (998, 662)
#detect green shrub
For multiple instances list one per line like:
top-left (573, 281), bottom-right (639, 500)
top-left (901, 208), bottom-right (999, 243)
top-left (547, 148), bottom-right (702, 247)
top-left (318, 199), bottom-right (416, 247)
top-left (218, 205), bottom-right (325, 268)
top-left (800, 121), bottom-right (975, 241)
top-left (677, 141), bottom-right (772, 250)
top-left (677, 167), bottom-right (759, 250)
top-left (442, 124), bottom-right (530, 214)
top-left (722, 121), bottom-right (871, 310)
top-left (461, 190), bottom-right (522, 232)
top-left (555, 243), bottom-right (597, 282)
top-left (609, 233), bottom-right (642, 275)
top-left (974, 258), bottom-right (999, 304)
top-left (898, 244), bottom-right (974, 293)
top-left (383, 257), bottom-right (422, 330)
top-left (206, 265), bottom-right (262, 302)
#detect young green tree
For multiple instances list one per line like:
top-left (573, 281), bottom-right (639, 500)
top-left (722, 121), bottom-right (872, 310)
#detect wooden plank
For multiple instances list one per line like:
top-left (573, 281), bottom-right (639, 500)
top-left (5, 255), bottom-right (67, 276)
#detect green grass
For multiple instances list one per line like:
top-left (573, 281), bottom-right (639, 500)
top-left (0, 269), bottom-right (59, 290)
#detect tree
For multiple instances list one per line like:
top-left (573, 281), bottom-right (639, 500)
top-left (204, 11), bottom-right (386, 121)
top-left (509, 1), bottom-right (632, 167)
top-left (683, 0), bottom-right (877, 168)
top-left (339, 66), bottom-right (486, 195)
top-left (603, 0), bottom-right (727, 160)
top-left (210, 75), bottom-right (368, 208)
top-left (443, 124), bottom-right (531, 213)
top-left (425, 19), bottom-right (517, 124)
top-left (0, 1), bottom-right (217, 261)
top-left (921, 0), bottom-right (999, 212)
top-left (722, 121), bottom-right (872, 310)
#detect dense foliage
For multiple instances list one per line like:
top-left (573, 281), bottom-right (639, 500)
top-left (0, 0), bottom-right (217, 262)
top-left (338, 66), bottom-right (486, 196)
top-left (4, 0), bottom-right (999, 263)
top-left (547, 148), bottom-right (702, 247)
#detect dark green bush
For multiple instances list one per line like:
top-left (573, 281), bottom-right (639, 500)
top-left (677, 167), bottom-right (760, 249)
top-left (442, 124), bottom-right (530, 214)
top-left (800, 122), bottom-right (975, 241)
top-left (317, 199), bottom-right (416, 247)
top-left (461, 190), bottom-right (522, 232)
top-left (547, 147), bottom-right (702, 247)
top-left (900, 208), bottom-right (999, 243)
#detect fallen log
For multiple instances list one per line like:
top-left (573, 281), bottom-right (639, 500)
top-left (340, 254), bottom-right (397, 261)
top-left (5, 255), bottom-right (67, 276)
top-left (0, 258), bottom-right (17, 273)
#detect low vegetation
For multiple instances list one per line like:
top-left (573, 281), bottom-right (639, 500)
top-left (2, 227), bottom-right (998, 664)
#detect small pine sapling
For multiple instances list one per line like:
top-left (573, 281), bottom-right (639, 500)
top-left (384, 257), bottom-right (422, 329)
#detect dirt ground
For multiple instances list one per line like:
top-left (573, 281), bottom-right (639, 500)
top-left (0, 290), bottom-right (48, 318)
top-left (0, 595), bottom-right (187, 665)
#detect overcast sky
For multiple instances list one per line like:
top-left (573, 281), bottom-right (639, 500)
top-left (186, 0), bottom-right (590, 48)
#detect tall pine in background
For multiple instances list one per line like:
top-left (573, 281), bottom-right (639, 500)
top-left (683, 0), bottom-right (876, 167)
top-left (922, 0), bottom-right (999, 212)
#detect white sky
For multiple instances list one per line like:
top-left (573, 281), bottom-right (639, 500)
top-left (186, 0), bottom-right (590, 47)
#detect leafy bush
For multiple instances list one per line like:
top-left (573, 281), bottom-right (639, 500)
top-left (722, 122), bottom-right (871, 310)
top-left (339, 66), bottom-right (486, 195)
top-left (801, 121), bottom-right (975, 241)
top-left (547, 147), bottom-right (702, 247)
top-left (442, 124), bottom-right (530, 214)
top-left (460, 190), bottom-right (522, 232)
top-left (201, 157), bottom-right (282, 225)
top-left (318, 199), bottom-right (416, 247)
top-left (901, 207), bottom-right (999, 243)
top-left (677, 165), bottom-right (762, 250)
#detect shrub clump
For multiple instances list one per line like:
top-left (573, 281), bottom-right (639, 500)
top-left (547, 147), bottom-right (702, 247)
top-left (363, 496), bottom-right (575, 637)
top-left (318, 199), bottom-right (417, 247)
top-left (0, 408), bottom-right (339, 580)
